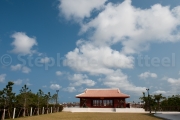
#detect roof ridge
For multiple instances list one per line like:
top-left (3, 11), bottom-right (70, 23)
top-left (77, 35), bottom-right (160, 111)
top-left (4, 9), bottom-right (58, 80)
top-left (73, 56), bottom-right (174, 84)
top-left (86, 88), bottom-right (119, 90)
top-left (75, 92), bottom-right (85, 96)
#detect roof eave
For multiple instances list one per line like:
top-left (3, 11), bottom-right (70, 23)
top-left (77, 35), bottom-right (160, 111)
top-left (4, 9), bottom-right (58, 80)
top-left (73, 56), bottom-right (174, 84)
top-left (76, 96), bottom-right (130, 98)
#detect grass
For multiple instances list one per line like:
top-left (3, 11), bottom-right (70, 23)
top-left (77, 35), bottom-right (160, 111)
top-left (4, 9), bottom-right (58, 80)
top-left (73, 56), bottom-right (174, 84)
top-left (12, 112), bottom-right (162, 120)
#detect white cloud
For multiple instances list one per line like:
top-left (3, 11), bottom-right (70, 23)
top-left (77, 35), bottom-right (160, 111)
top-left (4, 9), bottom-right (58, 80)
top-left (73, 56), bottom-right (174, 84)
top-left (40, 57), bottom-right (51, 63)
top-left (11, 64), bottom-right (22, 71)
top-left (167, 78), bottom-right (180, 84)
top-left (11, 64), bottom-right (31, 74)
top-left (0, 74), bottom-right (6, 82)
top-left (77, 87), bottom-right (84, 92)
top-left (161, 76), bottom-right (168, 80)
top-left (22, 66), bottom-right (31, 73)
top-left (63, 87), bottom-right (76, 92)
top-left (139, 72), bottom-right (157, 79)
top-left (102, 69), bottom-right (146, 94)
top-left (64, 42), bottom-right (145, 94)
top-left (62, 0), bottom-right (180, 96)
top-left (161, 77), bottom-right (180, 95)
top-left (42, 85), bottom-right (47, 88)
top-left (13, 79), bottom-right (23, 85)
top-left (50, 84), bottom-right (61, 90)
top-left (56, 71), bottom-right (63, 76)
top-left (64, 42), bottom-right (134, 75)
top-left (153, 90), bottom-right (166, 94)
top-left (25, 79), bottom-right (31, 85)
top-left (59, 0), bottom-right (107, 21)
top-left (68, 74), bottom-right (96, 87)
top-left (12, 78), bottom-right (32, 86)
top-left (11, 32), bottom-right (37, 55)
top-left (26, 83), bottom-right (32, 86)
top-left (81, 0), bottom-right (180, 54)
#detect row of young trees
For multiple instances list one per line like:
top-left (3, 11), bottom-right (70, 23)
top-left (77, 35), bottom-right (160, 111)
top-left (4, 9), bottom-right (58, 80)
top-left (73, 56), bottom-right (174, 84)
top-left (0, 82), bottom-right (63, 119)
top-left (139, 92), bottom-right (180, 111)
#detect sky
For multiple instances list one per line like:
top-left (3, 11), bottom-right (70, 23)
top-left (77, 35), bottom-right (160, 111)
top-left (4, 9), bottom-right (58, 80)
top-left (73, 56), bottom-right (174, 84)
top-left (1, 0), bottom-right (180, 103)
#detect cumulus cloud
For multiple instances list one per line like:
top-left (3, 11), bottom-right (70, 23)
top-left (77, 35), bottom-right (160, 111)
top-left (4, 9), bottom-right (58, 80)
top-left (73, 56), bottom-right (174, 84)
top-left (64, 42), bottom-right (144, 93)
top-left (63, 87), bottom-right (76, 92)
top-left (42, 85), bottom-right (47, 88)
top-left (13, 79), bottom-right (23, 85)
top-left (139, 72), bottom-right (157, 79)
top-left (102, 69), bottom-right (146, 94)
top-left (23, 79), bottom-right (32, 86)
top-left (11, 64), bottom-right (31, 74)
top-left (153, 90), bottom-right (166, 94)
top-left (11, 64), bottom-right (22, 71)
top-left (161, 77), bottom-right (180, 95)
top-left (40, 57), bottom-right (51, 63)
top-left (167, 78), bottom-right (180, 84)
top-left (61, 0), bottom-right (180, 95)
top-left (64, 42), bottom-right (134, 75)
top-left (68, 74), bottom-right (96, 87)
top-left (56, 71), bottom-right (63, 76)
top-left (59, 0), bottom-right (107, 21)
top-left (0, 74), bottom-right (6, 82)
top-left (22, 66), bottom-right (31, 73)
top-left (50, 84), bottom-right (61, 90)
top-left (81, 0), bottom-right (180, 54)
top-left (11, 32), bottom-right (37, 55)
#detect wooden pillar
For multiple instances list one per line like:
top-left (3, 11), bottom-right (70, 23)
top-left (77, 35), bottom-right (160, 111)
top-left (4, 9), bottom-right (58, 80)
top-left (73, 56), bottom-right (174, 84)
top-left (124, 102), bottom-right (126, 108)
top-left (113, 99), bottom-right (116, 108)
top-left (124, 98), bottom-right (126, 108)
top-left (113, 99), bottom-right (115, 108)
top-left (79, 98), bottom-right (81, 107)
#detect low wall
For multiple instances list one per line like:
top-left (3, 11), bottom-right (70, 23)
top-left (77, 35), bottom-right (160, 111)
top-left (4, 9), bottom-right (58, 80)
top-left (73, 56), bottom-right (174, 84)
top-left (63, 108), bottom-right (146, 113)
top-left (63, 108), bottom-right (89, 112)
top-left (115, 108), bottom-right (146, 113)
top-left (89, 108), bottom-right (115, 112)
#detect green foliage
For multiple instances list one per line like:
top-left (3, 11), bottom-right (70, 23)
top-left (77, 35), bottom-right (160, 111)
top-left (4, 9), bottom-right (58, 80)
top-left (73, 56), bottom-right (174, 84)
top-left (140, 93), bottom-right (180, 111)
top-left (58, 105), bottom-right (63, 112)
top-left (0, 82), bottom-right (63, 119)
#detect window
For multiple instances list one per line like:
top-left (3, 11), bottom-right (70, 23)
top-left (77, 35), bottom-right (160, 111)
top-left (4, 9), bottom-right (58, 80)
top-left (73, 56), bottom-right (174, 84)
top-left (92, 100), bottom-right (113, 107)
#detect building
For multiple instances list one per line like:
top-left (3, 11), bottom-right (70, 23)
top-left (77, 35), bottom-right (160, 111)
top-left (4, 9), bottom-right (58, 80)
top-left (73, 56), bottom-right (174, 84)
top-left (76, 88), bottom-right (130, 108)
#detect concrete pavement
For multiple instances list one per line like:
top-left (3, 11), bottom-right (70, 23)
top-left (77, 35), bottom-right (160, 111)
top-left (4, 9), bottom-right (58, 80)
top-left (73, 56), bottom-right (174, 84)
top-left (154, 112), bottom-right (180, 120)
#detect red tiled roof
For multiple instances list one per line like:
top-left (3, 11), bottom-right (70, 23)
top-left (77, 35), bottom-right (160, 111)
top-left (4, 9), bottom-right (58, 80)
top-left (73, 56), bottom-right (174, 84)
top-left (76, 88), bottom-right (130, 98)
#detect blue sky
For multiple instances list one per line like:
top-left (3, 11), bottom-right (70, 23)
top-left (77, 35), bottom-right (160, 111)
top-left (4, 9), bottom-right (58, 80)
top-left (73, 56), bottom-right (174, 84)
top-left (1, 0), bottom-right (180, 103)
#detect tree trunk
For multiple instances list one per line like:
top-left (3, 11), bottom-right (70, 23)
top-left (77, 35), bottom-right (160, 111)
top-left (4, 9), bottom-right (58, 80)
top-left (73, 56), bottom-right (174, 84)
top-left (37, 107), bottom-right (39, 115)
top-left (8, 109), bottom-right (11, 119)
top-left (1, 109), bottom-right (5, 120)
top-left (23, 97), bottom-right (26, 117)
top-left (23, 106), bottom-right (25, 117)
top-left (13, 108), bottom-right (16, 119)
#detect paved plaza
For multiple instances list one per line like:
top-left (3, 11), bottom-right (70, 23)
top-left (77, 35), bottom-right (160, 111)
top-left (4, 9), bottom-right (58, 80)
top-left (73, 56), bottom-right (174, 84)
top-left (154, 112), bottom-right (180, 120)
